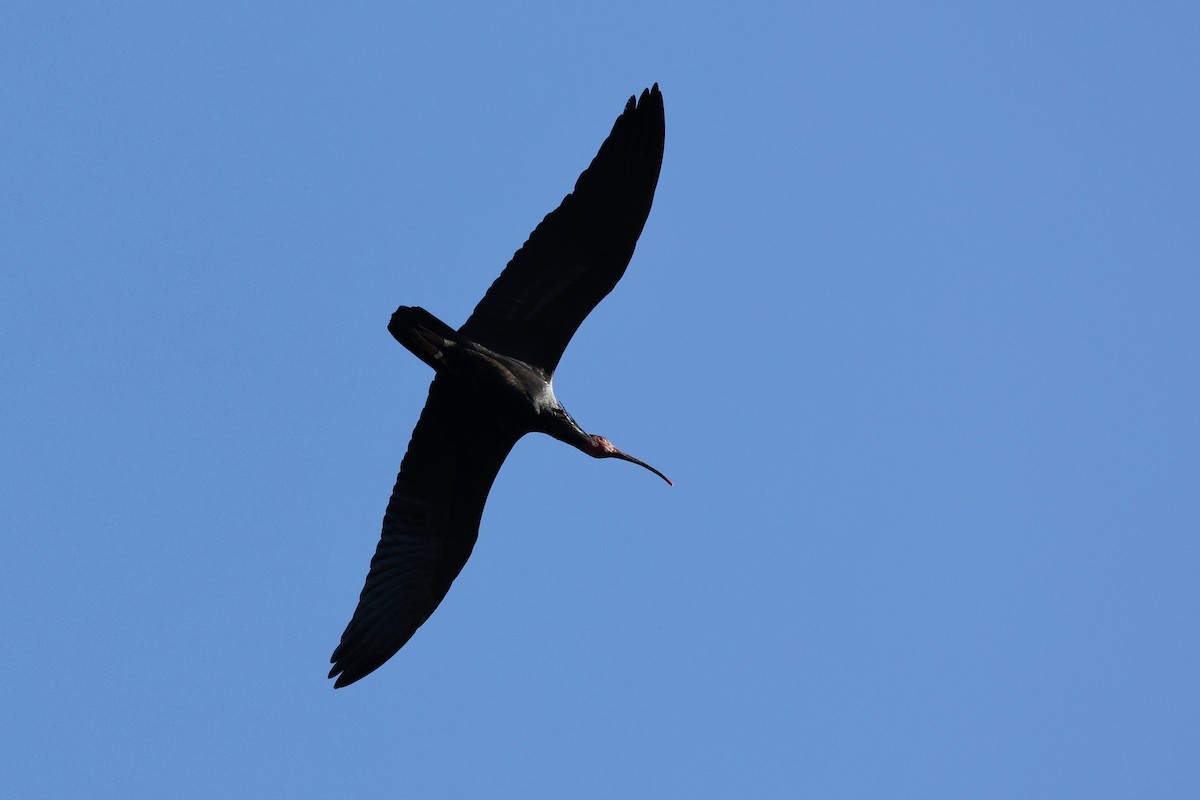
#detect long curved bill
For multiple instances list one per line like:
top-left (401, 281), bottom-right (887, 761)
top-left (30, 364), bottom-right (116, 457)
top-left (611, 449), bottom-right (673, 486)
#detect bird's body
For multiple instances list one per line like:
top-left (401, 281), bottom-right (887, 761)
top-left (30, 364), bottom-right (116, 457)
top-left (329, 85), bottom-right (668, 688)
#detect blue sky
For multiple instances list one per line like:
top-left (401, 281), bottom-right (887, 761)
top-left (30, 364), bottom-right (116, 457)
top-left (3, 2), bottom-right (1198, 797)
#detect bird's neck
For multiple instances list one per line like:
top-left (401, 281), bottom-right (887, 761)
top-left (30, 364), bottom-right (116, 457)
top-left (536, 393), bottom-right (594, 454)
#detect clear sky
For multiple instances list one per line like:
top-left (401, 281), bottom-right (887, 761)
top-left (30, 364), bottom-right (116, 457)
top-left (3, 2), bottom-right (1198, 797)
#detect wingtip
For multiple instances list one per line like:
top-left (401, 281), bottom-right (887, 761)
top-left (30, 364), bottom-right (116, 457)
top-left (628, 83), bottom-right (662, 114)
top-left (328, 655), bottom-right (346, 686)
top-left (328, 663), bottom-right (361, 689)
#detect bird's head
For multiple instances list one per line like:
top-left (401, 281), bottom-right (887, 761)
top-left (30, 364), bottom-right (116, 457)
top-left (587, 435), bottom-right (673, 486)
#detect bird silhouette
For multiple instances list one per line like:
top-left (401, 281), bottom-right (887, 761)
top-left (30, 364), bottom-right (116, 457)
top-left (329, 85), bottom-right (669, 688)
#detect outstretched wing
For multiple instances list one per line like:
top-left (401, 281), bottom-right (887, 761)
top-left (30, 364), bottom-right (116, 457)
top-left (459, 84), bottom-right (665, 374)
top-left (329, 375), bottom-right (521, 688)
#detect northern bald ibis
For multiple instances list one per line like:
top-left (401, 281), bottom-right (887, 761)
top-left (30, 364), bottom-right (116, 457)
top-left (329, 85), bottom-right (669, 687)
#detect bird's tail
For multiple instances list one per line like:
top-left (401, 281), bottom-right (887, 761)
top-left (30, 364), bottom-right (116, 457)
top-left (388, 306), bottom-right (465, 372)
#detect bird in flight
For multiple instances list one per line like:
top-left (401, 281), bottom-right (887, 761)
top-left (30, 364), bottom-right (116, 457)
top-left (329, 84), bottom-right (669, 687)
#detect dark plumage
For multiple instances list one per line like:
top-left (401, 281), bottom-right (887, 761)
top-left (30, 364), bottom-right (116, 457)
top-left (329, 85), bottom-right (669, 688)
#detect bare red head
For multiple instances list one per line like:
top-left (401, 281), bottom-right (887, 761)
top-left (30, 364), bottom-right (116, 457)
top-left (587, 435), bottom-right (673, 486)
